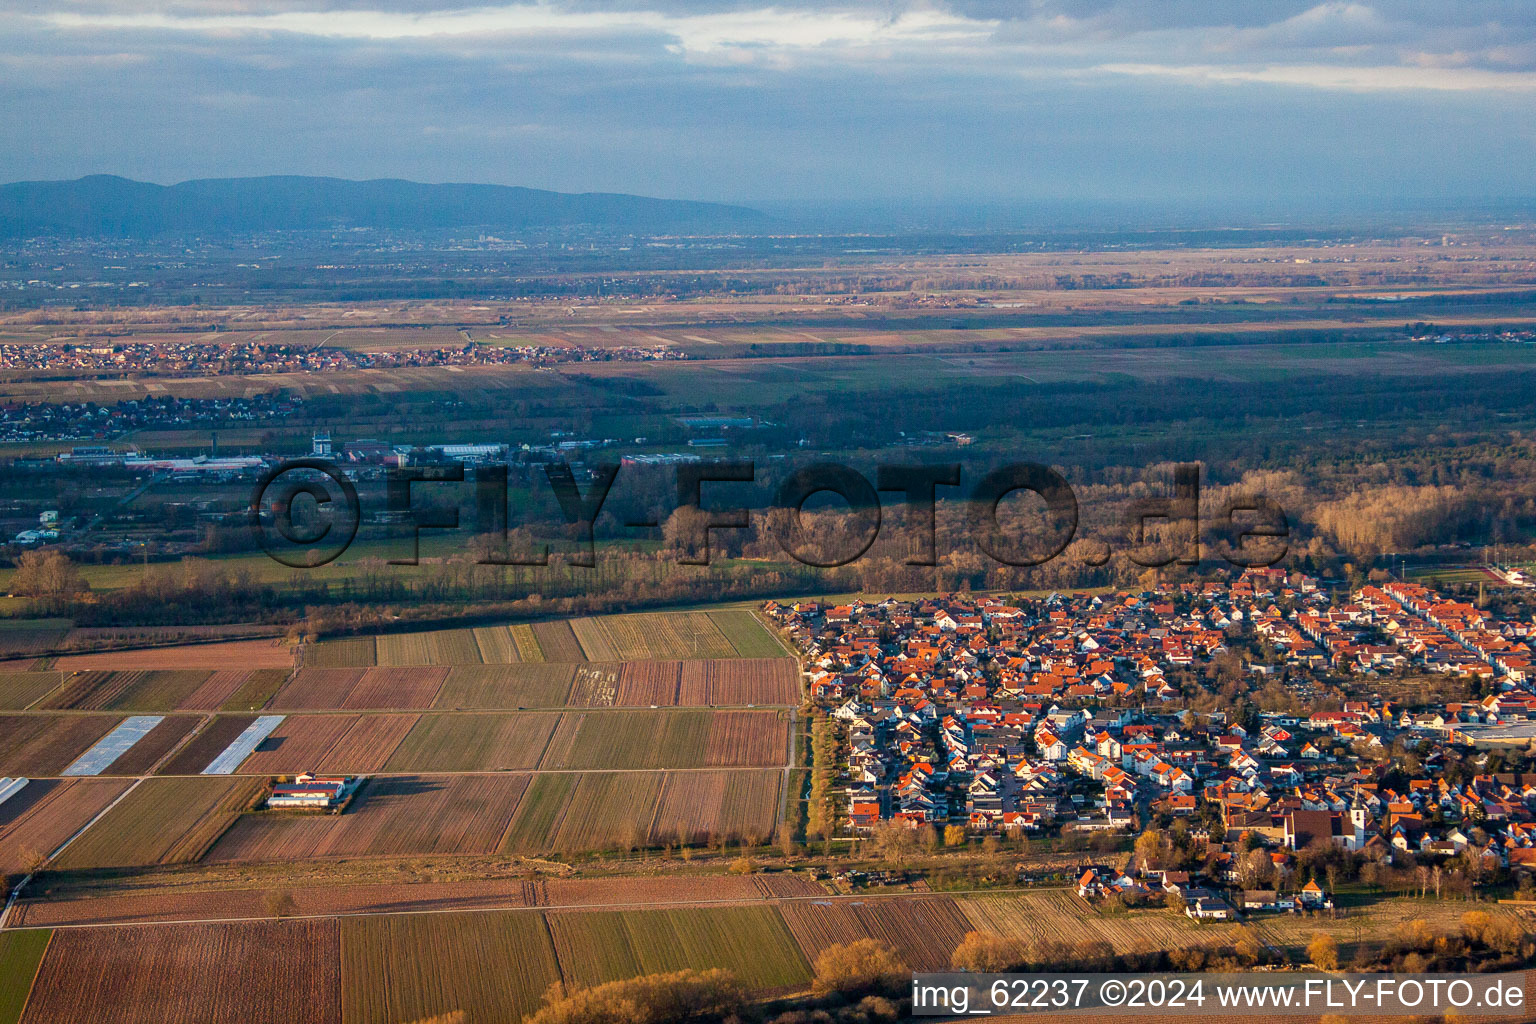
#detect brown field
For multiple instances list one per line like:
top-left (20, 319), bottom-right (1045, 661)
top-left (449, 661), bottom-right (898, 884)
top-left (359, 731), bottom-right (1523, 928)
top-left (651, 770), bottom-right (782, 845)
top-left (0, 777), bottom-right (129, 883)
top-left (237, 714), bottom-right (419, 774)
top-left (10, 872), bottom-right (822, 928)
top-left (781, 896), bottom-right (972, 971)
top-left (52, 638), bottom-right (293, 671)
top-left (156, 715), bottom-right (253, 775)
top-left (530, 620), bottom-right (585, 661)
top-left (433, 664), bottom-right (576, 709)
top-left (270, 668), bottom-right (364, 710)
top-left (19, 919), bottom-right (340, 1024)
top-left (537, 709), bottom-right (786, 770)
top-left (98, 715), bottom-right (201, 775)
top-left (303, 636), bottom-right (374, 668)
top-left (38, 669), bottom-right (210, 712)
top-left (13, 877), bottom-right (545, 927)
top-left (0, 714), bottom-right (121, 776)
top-left (341, 911), bottom-right (559, 1024)
top-left (0, 672), bottom-right (62, 710)
top-left (178, 669), bottom-right (266, 711)
top-left (342, 667), bottom-right (447, 709)
top-left (704, 710), bottom-right (789, 766)
top-left (205, 773), bottom-right (528, 862)
top-left (615, 660), bottom-right (680, 705)
top-left (50, 776), bottom-right (265, 870)
top-left (685, 658), bottom-right (801, 705)
top-left (383, 713), bottom-right (557, 772)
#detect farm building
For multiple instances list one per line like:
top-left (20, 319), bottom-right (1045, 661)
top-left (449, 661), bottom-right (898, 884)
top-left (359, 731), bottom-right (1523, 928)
top-left (266, 773), bottom-right (358, 810)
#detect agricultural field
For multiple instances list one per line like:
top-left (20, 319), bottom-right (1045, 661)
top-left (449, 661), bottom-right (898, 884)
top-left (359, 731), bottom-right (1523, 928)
top-left (17, 920), bottom-right (340, 1024)
top-left (707, 610), bottom-right (790, 657)
top-left (206, 773), bottom-right (529, 862)
top-left (434, 664), bottom-right (577, 709)
top-left (375, 628), bottom-right (483, 667)
top-left (542, 772), bottom-right (664, 852)
top-left (780, 896), bottom-right (973, 971)
top-left (9, 874), bottom-right (812, 929)
top-left (0, 715), bottom-right (121, 776)
top-left (95, 715), bottom-right (200, 775)
top-left (49, 776), bottom-right (264, 870)
top-left (269, 669), bottom-right (365, 710)
top-left (235, 713), bottom-right (419, 774)
top-left (957, 890), bottom-right (1224, 958)
top-left (52, 639), bottom-right (294, 672)
top-left (501, 769), bottom-right (781, 853)
top-left (382, 713), bottom-right (556, 772)
top-left (0, 674), bottom-right (62, 711)
top-left (546, 906), bottom-right (811, 993)
top-left (155, 715), bottom-right (254, 775)
top-left (184, 669), bottom-right (284, 711)
top-left (0, 621), bottom-right (71, 661)
top-left (296, 612), bottom-right (789, 670)
top-left (303, 636), bottom-right (374, 668)
top-left (0, 778), bottom-right (129, 884)
top-left (538, 709), bottom-right (788, 770)
top-left (0, 930), bottom-right (50, 1024)
top-left (679, 658), bottom-right (800, 705)
top-left (530, 621), bottom-right (584, 662)
top-left (341, 911), bottom-right (560, 1024)
top-left (650, 769), bottom-right (783, 845)
top-left (272, 667), bottom-right (447, 710)
top-left (568, 612), bottom-right (739, 661)
top-left (37, 670), bottom-right (211, 712)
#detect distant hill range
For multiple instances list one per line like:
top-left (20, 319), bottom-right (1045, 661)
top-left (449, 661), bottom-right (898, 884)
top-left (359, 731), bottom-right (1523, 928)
top-left (0, 174), bottom-right (769, 238)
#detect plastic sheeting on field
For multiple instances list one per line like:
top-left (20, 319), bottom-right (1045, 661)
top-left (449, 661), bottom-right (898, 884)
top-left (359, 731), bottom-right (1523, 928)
top-left (202, 715), bottom-right (285, 775)
top-left (61, 716), bottom-right (165, 776)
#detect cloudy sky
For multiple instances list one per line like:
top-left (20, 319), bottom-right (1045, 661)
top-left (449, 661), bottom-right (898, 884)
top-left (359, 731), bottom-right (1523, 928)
top-left (4, 1), bottom-right (1536, 209)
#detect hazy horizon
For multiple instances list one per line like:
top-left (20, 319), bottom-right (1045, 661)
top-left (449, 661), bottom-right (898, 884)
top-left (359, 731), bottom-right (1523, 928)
top-left (6, 2), bottom-right (1536, 209)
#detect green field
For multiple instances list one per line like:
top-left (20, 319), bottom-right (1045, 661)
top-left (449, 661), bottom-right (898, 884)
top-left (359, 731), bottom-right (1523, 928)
top-left (51, 777), bottom-right (264, 870)
top-left (547, 906), bottom-right (810, 993)
top-left (0, 929), bottom-right (50, 1024)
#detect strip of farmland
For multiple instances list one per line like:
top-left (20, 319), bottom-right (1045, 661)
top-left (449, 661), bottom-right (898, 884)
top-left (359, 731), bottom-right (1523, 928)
top-left (17, 919), bottom-right (340, 1024)
top-left (11, 873), bottom-right (822, 928)
top-left (52, 639), bottom-right (294, 672)
top-left (59, 716), bottom-right (164, 776)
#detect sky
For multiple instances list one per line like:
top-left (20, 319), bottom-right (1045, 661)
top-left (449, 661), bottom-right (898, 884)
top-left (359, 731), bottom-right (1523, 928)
top-left (4, 1), bottom-right (1536, 211)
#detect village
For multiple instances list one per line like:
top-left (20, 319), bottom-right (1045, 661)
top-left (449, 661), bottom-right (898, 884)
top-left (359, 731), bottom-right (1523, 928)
top-left (768, 568), bottom-right (1536, 924)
